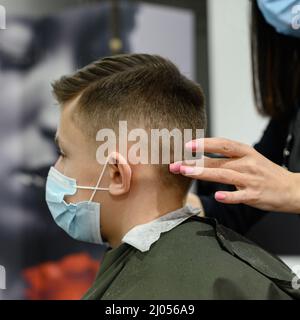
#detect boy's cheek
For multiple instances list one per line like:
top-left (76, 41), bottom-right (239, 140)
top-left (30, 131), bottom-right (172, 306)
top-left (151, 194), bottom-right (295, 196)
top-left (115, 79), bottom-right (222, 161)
top-left (54, 156), bottom-right (63, 171)
top-left (64, 189), bottom-right (91, 204)
top-left (64, 193), bottom-right (78, 205)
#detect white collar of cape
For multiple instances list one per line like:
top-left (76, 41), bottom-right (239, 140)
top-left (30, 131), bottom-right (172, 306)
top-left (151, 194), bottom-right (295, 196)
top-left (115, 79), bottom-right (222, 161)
top-left (121, 205), bottom-right (201, 252)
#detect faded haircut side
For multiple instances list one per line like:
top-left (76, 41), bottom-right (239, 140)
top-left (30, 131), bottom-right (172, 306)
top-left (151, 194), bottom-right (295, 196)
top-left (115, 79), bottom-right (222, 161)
top-left (52, 53), bottom-right (206, 195)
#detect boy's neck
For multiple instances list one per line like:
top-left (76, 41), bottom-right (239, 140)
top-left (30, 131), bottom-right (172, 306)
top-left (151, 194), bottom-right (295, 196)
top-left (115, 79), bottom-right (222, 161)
top-left (108, 195), bottom-right (185, 249)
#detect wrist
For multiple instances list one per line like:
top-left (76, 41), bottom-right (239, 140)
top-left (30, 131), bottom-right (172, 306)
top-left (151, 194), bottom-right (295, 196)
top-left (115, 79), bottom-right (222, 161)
top-left (287, 173), bottom-right (300, 214)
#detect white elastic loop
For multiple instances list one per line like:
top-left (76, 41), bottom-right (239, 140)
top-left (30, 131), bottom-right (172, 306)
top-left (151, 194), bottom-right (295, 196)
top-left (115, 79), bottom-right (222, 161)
top-left (88, 156), bottom-right (111, 202)
top-left (77, 186), bottom-right (109, 191)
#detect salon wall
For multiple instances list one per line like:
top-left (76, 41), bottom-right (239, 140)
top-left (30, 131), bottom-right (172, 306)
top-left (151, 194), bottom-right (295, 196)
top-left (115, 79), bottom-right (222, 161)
top-left (207, 0), bottom-right (268, 145)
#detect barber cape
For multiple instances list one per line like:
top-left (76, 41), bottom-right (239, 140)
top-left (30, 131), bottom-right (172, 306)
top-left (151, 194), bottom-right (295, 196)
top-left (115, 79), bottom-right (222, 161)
top-left (83, 206), bottom-right (300, 300)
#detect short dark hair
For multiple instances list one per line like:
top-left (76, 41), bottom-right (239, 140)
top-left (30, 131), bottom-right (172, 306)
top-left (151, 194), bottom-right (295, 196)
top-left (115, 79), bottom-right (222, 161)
top-left (52, 53), bottom-right (206, 195)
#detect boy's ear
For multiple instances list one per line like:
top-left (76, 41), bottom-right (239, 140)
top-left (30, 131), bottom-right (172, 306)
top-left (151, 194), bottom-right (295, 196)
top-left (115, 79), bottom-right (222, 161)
top-left (108, 152), bottom-right (132, 196)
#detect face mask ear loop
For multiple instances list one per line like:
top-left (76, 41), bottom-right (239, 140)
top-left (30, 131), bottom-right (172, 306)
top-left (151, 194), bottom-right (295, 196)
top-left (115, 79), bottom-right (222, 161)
top-left (88, 157), bottom-right (111, 203)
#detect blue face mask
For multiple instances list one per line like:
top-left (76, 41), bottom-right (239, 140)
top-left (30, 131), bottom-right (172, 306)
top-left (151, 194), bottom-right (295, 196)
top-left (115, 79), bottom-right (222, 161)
top-left (257, 0), bottom-right (300, 38)
top-left (45, 160), bottom-right (109, 245)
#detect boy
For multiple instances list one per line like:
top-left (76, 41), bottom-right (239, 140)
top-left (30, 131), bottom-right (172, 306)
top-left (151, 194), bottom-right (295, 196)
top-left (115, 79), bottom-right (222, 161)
top-left (46, 53), bottom-right (299, 299)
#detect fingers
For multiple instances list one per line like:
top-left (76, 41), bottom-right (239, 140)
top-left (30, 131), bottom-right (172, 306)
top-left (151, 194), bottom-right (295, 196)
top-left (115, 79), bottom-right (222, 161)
top-left (179, 166), bottom-right (246, 186)
top-left (203, 156), bottom-right (231, 169)
top-left (186, 137), bottom-right (253, 158)
top-left (169, 161), bottom-right (182, 174)
top-left (214, 190), bottom-right (248, 204)
top-left (169, 157), bottom-right (231, 173)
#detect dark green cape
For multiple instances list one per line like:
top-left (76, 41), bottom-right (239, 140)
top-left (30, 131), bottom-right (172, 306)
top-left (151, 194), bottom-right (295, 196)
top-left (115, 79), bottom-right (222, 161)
top-left (83, 216), bottom-right (300, 300)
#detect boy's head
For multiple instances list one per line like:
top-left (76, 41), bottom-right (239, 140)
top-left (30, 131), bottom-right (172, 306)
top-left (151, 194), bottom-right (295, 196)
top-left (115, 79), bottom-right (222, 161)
top-left (52, 53), bottom-right (206, 245)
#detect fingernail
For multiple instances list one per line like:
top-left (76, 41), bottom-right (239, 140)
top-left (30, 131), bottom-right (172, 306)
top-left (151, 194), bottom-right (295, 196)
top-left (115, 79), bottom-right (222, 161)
top-left (215, 192), bottom-right (226, 201)
top-left (169, 163), bottom-right (181, 173)
top-left (180, 166), bottom-right (195, 175)
top-left (185, 140), bottom-right (197, 150)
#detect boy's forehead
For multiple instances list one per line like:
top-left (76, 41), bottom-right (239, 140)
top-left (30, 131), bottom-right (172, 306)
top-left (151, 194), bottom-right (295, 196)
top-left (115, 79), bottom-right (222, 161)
top-left (57, 98), bottom-right (93, 150)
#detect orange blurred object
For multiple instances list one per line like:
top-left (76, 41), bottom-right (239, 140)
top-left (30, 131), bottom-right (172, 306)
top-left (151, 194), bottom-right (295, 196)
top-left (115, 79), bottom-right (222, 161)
top-left (23, 253), bottom-right (100, 300)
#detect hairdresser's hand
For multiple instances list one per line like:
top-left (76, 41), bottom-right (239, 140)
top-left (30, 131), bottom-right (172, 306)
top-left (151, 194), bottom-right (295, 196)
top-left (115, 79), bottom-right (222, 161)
top-left (170, 138), bottom-right (300, 214)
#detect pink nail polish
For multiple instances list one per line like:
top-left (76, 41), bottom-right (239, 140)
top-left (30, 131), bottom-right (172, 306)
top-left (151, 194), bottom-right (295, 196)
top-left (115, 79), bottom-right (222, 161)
top-left (180, 166), bottom-right (194, 175)
top-left (169, 163), bottom-right (181, 173)
top-left (215, 192), bottom-right (226, 201)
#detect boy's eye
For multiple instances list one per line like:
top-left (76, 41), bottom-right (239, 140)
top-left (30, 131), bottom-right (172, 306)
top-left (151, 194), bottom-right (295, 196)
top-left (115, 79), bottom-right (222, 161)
top-left (56, 146), bottom-right (66, 158)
